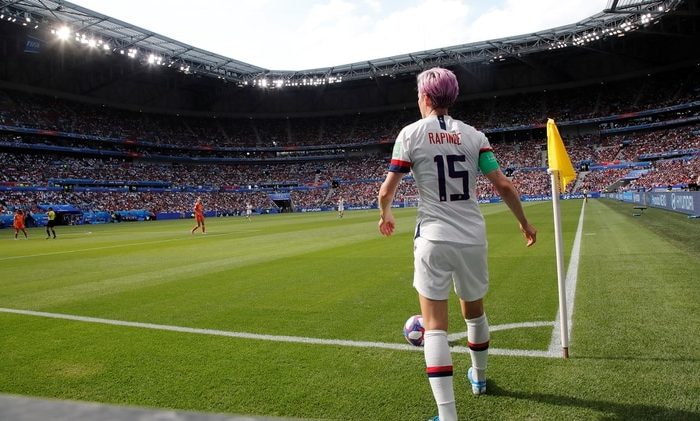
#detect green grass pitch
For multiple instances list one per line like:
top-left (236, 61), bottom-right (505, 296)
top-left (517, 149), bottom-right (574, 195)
top-left (1, 199), bottom-right (698, 420)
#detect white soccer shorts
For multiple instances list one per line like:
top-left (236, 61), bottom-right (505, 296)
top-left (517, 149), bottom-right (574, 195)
top-left (413, 236), bottom-right (489, 301)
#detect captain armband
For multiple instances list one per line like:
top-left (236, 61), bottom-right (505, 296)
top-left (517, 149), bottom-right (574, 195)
top-left (478, 150), bottom-right (499, 174)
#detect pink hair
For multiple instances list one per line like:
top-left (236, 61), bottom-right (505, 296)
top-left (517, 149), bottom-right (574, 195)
top-left (416, 67), bottom-right (459, 109)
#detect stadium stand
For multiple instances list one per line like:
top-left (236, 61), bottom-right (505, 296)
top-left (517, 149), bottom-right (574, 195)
top-left (1, 0), bottom-right (699, 226)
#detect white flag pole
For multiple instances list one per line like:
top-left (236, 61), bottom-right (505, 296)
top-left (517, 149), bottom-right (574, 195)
top-left (548, 168), bottom-right (570, 358)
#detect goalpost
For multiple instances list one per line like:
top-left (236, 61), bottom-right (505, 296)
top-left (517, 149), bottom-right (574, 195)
top-left (403, 195), bottom-right (420, 208)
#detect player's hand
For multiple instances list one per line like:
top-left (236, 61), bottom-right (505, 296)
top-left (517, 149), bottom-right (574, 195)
top-left (520, 222), bottom-right (537, 247)
top-left (379, 214), bottom-right (395, 236)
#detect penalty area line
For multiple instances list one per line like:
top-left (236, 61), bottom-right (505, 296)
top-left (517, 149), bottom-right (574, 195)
top-left (0, 307), bottom-right (558, 358)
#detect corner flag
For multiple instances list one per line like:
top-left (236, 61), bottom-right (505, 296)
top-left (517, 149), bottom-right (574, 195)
top-left (546, 119), bottom-right (576, 191)
top-left (546, 118), bottom-right (577, 359)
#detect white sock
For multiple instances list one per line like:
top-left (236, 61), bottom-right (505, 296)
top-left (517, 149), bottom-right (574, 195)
top-left (424, 330), bottom-right (458, 421)
top-left (466, 314), bottom-right (490, 382)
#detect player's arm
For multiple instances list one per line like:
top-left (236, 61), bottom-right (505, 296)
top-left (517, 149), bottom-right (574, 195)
top-left (481, 152), bottom-right (536, 247)
top-left (378, 171), bottom-right (403, 236)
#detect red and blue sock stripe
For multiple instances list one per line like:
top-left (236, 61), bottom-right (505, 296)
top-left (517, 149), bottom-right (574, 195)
top-left (426, 365), bottom-right (453, 378)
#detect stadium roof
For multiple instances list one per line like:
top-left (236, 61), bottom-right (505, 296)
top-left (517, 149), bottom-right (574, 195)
top-left (0, 0), bottom-right (686, 87)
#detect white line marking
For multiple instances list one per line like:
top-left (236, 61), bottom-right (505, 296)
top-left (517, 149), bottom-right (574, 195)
top-left (0, 307), bottom-right (559, 358)
top-left (548, 200), bottom-right (585, 354)
top-left (447, 321), bottom-right (554, 341)
top-left (0, 231), bottom-right (234, 261)
top-left (47, 231), bottom-right (93, 237)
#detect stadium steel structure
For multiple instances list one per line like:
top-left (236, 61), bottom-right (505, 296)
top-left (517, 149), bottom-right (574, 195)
top-left (0, 0), bottom-right (688, 87)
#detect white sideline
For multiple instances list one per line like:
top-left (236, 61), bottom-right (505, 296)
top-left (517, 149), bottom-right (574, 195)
top-left (0, 307), bottom-right (559, 358)
top-left (548, 200), bottom-right (585, 354)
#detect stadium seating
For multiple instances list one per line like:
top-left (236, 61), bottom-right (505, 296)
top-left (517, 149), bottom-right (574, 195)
top-left (1, 67), bottom-right (698, 216)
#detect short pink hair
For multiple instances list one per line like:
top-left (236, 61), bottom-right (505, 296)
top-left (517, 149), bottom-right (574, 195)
top-left (416, 67), bottom-right (459, 109)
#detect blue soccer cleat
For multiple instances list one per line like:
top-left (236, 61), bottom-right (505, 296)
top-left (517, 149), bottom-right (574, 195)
top-left (467, 367), bottom-right (487, 396)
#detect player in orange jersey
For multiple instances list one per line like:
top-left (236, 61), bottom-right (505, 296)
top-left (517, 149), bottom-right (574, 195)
top-left (191, 197), bottom-right (206, 234)
top-left (13, 209), bottom-right (28, 240)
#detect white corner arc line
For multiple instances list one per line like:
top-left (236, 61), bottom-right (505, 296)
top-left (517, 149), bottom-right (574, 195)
top-left (0, 307), bottom-right (559, 358)
top-left (447, 321), bottom-right (554, 341)
top-left (549, 200), bottom-right (585, 354)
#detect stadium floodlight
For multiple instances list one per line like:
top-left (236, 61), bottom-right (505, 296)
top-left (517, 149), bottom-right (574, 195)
top-left (147, 54), bottom-right (163, 65)
top-left (54, 26), bottom-right (71, 41)
top-left (87, 39), bottom-right (96, 48)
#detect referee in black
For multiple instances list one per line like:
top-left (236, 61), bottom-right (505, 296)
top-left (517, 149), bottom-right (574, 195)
top-left (46, 207), bottom-right (57, 239)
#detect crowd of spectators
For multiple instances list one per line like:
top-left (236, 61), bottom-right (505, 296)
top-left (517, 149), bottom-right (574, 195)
top-left (613, 125), bottom-right (700, 162)
top-left (2, 126), bottom-right (698, 214)
top-left (626, 158), bottom-right (700, 190)
top-left (1, 66), bottom-right (698, 215)
top-left (2, 155), bottom-right (698, 214)
top-left (1, 66), bottom-right (697, 150)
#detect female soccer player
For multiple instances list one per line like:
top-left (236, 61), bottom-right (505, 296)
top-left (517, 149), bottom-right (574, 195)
top-left (191, 197), bottom-right (206, 234)
top-left (13, 209), bottom-right (28, 240)
top-left (378, 67), bottom-right (536, 421)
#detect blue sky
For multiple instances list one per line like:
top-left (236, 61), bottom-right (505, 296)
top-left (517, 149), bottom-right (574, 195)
top-left (71, 0), bottom-right (609, 70)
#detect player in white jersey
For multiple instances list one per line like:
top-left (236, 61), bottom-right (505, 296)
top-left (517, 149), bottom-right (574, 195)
top-left (337, 197), bottom-right (345, 218)
top-left (245, 203), bottom-right (253, 221)
top-left (378, 67), bottom-right (536, 421)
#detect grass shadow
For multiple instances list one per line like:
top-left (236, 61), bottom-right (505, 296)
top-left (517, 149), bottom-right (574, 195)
top-left (487, 380), bottom-right (699, 420)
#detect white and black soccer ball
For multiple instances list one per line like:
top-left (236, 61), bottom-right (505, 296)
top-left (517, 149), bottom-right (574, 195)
top-left (403, 314), bottom-right (425, 346)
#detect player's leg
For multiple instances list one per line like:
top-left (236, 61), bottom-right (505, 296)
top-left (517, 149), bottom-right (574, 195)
top-left (460, 298), bottom-right (488, 394)
top-left (454, 244), bottom-right (489, 395)
top-left (414, 238), bottom-right (458, 421)
top-left (420, 295), bottom-right (457, 421)
top-left (46, 225), bottom-right (50, 239)
top-left (201, 219), bottom-right (206, 234)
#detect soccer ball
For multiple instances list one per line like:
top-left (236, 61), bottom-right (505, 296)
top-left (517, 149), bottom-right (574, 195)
top-left (403, 314), bottom-right (425, 346)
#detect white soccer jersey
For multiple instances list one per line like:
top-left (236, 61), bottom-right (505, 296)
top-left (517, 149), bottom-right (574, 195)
top-left (389, 115), bottom-right (493, 245)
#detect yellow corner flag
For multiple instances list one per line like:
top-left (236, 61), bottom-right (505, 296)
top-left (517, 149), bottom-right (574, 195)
top-left (547, 118), bottom-right (576, 191)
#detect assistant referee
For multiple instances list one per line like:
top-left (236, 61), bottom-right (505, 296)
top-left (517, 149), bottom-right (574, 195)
top-left (46, 207), bottom-right (57, 239)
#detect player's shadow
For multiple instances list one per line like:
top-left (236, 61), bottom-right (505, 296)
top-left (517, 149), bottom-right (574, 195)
top-left (487, 380), bottom-right (698, 420)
